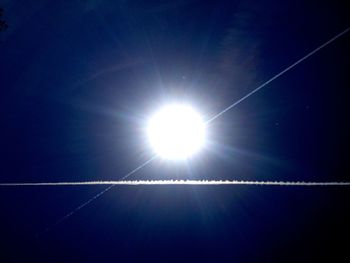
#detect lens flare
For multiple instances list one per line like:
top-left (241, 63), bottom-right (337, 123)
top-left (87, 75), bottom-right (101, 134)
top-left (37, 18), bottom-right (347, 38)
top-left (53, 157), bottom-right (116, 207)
top-left (147, 104), bottom-right (205, 160)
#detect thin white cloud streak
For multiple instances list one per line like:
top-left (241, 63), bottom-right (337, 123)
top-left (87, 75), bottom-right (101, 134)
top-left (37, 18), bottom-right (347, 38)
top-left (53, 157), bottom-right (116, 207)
top-left (11, 26), bottom-right (349, 235)
top-left (206, 26), bottom-right (350, 123)
top-left (36, 184), bottom-right (115, 237)
top-left (2, 180), bottom-right (350, 186)
top-left (34, 155), bottom-right (157, 237)
top-left (119, 155), bottom-right (158, 180)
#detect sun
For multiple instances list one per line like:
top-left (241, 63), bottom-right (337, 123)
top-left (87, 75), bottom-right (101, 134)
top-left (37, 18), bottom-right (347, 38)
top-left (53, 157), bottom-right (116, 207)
top-left (147, 104), bottom-right (206, 160)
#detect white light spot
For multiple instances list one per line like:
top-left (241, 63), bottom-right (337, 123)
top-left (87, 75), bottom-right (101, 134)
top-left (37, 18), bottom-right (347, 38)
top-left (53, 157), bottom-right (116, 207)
top-left (147, 104), bottom-right (205, 160)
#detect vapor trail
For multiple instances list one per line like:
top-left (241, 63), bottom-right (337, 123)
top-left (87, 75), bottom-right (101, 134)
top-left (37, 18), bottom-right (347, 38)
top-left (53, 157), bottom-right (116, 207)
top-left (2, 180), bottom-right (350, 186)
top-left (35, 155), bottom-right (157, 236)
top-left (206, 26), bottom-right (350, 123)
top-left (3, 27), bottom-right (349, 236)
top-left (36, 184), bottom-right (115, 237)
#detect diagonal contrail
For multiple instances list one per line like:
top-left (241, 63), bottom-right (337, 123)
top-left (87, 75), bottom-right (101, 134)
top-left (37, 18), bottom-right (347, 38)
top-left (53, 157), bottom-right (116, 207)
top-left (36, 184), bottom-right (115, 237)
top-left (205, 26), bottom-right (350, 123)
top-left (1, 180), bottom-right (350, 186)
top-left (35, 155), bottom-right (157, 236)
top-left (2, 27), bottom-right (349, 236)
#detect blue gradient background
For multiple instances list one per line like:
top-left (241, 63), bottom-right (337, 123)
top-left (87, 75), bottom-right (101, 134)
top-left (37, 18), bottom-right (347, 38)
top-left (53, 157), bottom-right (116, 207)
top-left (0, 1), bottom-right (349, 262)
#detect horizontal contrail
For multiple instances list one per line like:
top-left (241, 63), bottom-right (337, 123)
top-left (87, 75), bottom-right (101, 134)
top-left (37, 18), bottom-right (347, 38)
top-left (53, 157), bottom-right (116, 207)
top-left (13, 26), bottom-right (349, 236)
top-left (2, 180), bottom-right (350, 186)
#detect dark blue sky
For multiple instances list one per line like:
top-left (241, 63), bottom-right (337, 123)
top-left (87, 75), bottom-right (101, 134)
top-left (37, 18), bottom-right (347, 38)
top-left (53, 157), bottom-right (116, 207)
top-left (0, 1), bottom-right (349, 262)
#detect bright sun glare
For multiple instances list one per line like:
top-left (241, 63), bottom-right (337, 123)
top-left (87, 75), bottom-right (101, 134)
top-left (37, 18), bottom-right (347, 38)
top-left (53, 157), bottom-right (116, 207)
top-left (147, 104), bottom-right (206, 160)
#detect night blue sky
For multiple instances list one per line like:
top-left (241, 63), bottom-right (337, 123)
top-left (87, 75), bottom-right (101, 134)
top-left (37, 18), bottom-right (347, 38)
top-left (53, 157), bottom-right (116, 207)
top-left (0, 1), bottom-right (349, 262)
